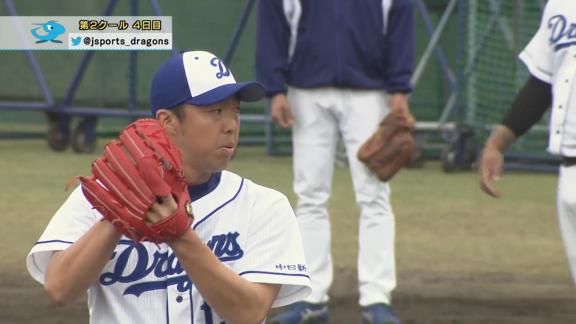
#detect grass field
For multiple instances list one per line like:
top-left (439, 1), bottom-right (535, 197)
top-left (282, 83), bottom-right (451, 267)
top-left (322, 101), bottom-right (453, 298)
top-left (1, 138), bottom-right (574, 323)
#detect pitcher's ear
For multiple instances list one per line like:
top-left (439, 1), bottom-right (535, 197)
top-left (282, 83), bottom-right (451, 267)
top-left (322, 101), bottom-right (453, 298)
top-left (155, 108), bottom-right (180, 136)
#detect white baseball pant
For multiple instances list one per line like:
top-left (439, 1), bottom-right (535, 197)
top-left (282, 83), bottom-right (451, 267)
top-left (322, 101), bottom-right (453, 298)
top-left (288, 86), bottom-right (396, 306)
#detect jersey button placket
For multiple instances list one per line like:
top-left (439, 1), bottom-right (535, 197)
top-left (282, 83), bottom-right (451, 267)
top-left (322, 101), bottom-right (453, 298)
top-left (553, 75), bottom-right (569, 146)
top-left (167, 279), bottom-right (190, 320)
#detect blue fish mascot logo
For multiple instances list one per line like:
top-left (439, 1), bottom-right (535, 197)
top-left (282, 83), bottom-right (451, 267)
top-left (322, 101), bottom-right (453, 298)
top-left (31, 20), bottom-right (65, 44)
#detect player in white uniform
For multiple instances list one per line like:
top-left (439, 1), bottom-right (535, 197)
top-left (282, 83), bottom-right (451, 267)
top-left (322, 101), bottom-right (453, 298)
top-left (26, 51), bottom-right (311, 324)
top-left (480, 0), bottom-right (576, 284)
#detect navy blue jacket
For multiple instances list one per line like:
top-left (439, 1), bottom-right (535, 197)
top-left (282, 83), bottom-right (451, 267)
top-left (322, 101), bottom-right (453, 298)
top-left (256, 0), bottom-right (415, 96)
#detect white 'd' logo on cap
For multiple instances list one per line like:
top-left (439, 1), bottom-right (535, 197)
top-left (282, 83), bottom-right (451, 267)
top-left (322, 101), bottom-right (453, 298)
top-left (182, 51), bottom-right (237, 97)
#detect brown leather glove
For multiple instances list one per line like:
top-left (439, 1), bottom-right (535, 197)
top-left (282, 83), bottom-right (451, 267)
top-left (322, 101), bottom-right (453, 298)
top-left (357, 109), bottom-right (416, 182)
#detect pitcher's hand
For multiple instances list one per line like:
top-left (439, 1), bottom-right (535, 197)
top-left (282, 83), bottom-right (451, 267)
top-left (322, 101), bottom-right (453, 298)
top-left (479, 146), bottom-right (504, 198)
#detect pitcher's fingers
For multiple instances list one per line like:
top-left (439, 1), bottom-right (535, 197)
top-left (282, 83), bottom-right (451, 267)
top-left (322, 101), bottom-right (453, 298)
top-left (480, 167), bottom-right (501, 198)
top-left (151, 194), bottom-right (177, 210)
top-left (147, 195), bottom-right (178, 222)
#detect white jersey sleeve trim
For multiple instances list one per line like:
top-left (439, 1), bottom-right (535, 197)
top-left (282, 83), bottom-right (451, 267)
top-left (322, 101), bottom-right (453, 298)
top-left (26, 240), bottom-right (74, 284)
top-left (27, 250), bottom-right (54, 284)
top-left (26, 240), bottom-right (73, 284)
top-left (519, 51), bottom-right (553, 84)
top-left (518, 0), bottom-right (554, 84)
top-left (26, 186), bottom-right (100, 285)
top-left (239, 271), bottom-right (312, 308)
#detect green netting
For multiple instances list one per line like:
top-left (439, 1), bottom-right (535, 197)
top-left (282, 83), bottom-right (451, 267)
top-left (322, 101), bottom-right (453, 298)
top-left (459, 0), bottom-right (548, 157)
top-left (0, 1), bottom-right (466, 152)
top-left (410, 0), bottom-right (459, 122)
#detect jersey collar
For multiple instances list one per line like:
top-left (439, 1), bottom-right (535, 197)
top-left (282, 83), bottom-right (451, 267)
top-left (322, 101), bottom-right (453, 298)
top-left (187, 172), bottom-right (222, 201)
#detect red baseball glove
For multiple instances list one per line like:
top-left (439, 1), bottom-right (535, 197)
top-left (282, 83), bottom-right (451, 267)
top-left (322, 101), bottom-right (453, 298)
top-left (357, 109), bottom-right (416, 182)
top-left (78, 119), bottom-right (193, 242)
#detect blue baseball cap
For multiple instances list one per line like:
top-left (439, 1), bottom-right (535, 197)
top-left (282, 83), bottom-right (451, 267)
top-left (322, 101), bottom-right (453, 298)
top-left (150, 51), bottom-right (265, 116)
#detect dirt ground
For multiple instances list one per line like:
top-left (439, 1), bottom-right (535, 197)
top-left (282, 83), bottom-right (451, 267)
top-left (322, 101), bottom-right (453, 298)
top-left (4, 268), bottom-right (576, 324)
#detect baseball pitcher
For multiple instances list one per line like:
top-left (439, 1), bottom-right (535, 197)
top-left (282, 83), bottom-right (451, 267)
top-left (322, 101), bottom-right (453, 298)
top-left (27, 51), bottom-right (311, 324)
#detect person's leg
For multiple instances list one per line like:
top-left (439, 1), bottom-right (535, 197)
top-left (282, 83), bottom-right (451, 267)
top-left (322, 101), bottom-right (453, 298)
top-left (290, 87), bottom-right (339, 304)
top-left (557, 165), bottom-right (576, 284)
top-left (339, 89), bottom-right (397, 307)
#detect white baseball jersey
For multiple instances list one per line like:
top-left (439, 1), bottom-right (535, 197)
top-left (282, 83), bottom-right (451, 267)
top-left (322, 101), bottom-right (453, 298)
top-left (27, 170), bottom-right (311, 324)
top-left (519, 0), bottom-right (576, 156)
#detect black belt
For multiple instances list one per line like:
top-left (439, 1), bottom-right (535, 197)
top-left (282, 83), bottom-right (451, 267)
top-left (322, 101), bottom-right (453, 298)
top-left (561, 156), bottom-right (576, 167)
